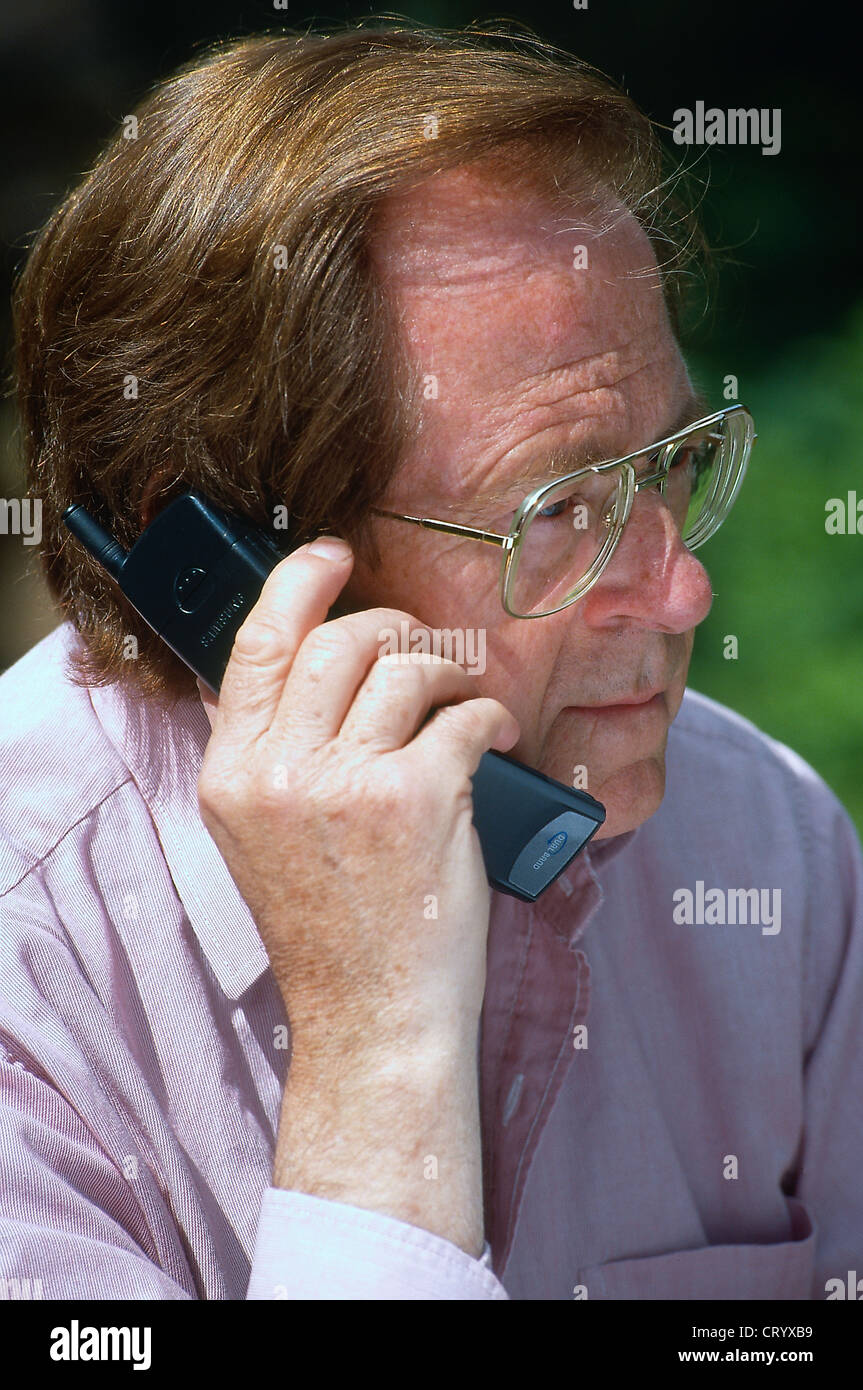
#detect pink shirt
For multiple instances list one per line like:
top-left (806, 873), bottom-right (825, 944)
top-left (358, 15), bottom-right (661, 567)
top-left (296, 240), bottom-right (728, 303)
top-left (1, 622), bottom-right (861, 1299)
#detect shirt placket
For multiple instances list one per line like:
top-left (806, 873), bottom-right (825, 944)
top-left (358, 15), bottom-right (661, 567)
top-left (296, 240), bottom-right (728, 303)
top-left (480, 863), bottom-right (602, 1273)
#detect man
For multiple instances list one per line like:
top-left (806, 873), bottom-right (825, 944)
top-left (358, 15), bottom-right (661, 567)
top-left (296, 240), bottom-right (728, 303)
top-left (2, 23), bottom-right (861, 1300)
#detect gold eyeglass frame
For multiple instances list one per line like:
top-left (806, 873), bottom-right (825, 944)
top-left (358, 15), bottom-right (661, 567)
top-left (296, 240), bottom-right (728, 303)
top-left (370, 403), bottom-right (756, 618)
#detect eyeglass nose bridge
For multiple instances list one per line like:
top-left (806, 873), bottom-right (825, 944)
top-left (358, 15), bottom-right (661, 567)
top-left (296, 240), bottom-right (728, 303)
top-left (630, 440), bottom-right (677, 497)
top-left (594, 447), bottom-right (670, 538)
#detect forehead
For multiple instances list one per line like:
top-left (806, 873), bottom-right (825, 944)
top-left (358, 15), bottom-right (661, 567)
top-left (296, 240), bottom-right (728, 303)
top-left (369, 164), bottom-right (691, 509)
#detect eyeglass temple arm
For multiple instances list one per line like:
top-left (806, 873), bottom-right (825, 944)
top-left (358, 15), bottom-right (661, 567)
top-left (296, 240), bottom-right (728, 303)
top-left (372, 418), bottom-right (743, 537)
top-left (370, 508), bottom-right (512, 549)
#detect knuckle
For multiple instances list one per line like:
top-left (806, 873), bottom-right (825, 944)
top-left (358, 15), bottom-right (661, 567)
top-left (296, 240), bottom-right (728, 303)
top-left (197, 764), bottom-right (233, 826)
top-left (231, 614), bottom-right (287, 663)
top-left (434, 696), bottom-right (496, 744)
top-left (254, 759), bottom-right (303, 810)
top-left (363, 760), bottom-right (417, 818)
top-left (198, 746), bottom-right (254, 811)
top-left (376, 649), bottom-right (463, 677)
top-left (369, 655), bottom-right (426, 694)
top-left (299, 620), bottom-right (363, 674)
top-left (364, 606), bottom-right (420, 631)
top-left (197, 748), bottom-right (226, 800)
top-left (305, 608), bottom-right (437, 671)
top-left (198, 761), bottom-right (236, 809)
top-left (351, 606), bottom-right (431, 649)
top-left (430, 656), bottom-right (474, 689)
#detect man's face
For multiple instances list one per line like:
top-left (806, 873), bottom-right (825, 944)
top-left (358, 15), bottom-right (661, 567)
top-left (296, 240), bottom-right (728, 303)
top-left (340, 163), bottom-right (714, 839)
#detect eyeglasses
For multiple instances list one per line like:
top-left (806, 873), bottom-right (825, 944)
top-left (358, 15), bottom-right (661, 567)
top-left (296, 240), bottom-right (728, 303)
top-left (371, 403), bottom-right (755, 618)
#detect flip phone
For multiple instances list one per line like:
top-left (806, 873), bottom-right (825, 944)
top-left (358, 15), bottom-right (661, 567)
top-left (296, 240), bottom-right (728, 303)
top-left (62, 491), bottom-right (606, 901)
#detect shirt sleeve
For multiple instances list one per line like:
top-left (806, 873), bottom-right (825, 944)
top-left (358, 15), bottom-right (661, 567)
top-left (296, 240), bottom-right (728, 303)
top-left (0, 1041), bottom-right (197, 1300)
top-left (246, 1187), bottom-right (507, 1299)
top-left (795, 771), bottom-right (863, 1294)
top-left (0, 1038), bottom-right (503, 1302)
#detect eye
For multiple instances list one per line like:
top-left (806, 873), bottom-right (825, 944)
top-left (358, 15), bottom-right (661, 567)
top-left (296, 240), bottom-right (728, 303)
top-left (535, 498), bottom-right (568, 520)
top-left (669, 436), bottom-right (716, 479)
top-left (669, 444), bottom-right (693, 470)
top-left (634, 449), bottom-right (664, 486)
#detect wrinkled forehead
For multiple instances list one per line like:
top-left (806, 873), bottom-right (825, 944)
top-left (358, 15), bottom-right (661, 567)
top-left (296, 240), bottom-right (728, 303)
top-left (365, 162), bottom-right (682, 510)
top-left (368, 161), bottom-right (663, 296)
top-left (366, 162), bottom-right (671, 412)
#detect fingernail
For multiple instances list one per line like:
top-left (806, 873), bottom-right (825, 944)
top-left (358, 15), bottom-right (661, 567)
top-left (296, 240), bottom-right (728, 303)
top-left (307, 536), bottom-right (352, 561)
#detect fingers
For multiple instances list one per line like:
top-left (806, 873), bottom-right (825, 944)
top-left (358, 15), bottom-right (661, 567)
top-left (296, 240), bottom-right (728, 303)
top-left (412, 695), bottom-right (521, 779)
top-left (267, 607), bottom-right (447, 750)
top-left (199, 539), bottom-right (521, 787)
top-left (337, 652), bottom-right (476, 752)
top-left (206, 538), bottom-right (354, 753)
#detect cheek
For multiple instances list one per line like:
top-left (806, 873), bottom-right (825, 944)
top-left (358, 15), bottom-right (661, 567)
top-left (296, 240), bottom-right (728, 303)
top-left (339, 542), bottom-right (561, 731)
top-left (474, 620), bottom-right (564, 756)
top-left (344, 536), bottom-right (501, 617)
top-left (338, 542), bottom-right (420, 613)
top-left (482, 637), bottom-right (545, 710)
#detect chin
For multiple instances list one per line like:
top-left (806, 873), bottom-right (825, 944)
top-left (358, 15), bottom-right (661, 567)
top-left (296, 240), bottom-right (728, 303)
top-left (589, 756), bottom-right (667, 839)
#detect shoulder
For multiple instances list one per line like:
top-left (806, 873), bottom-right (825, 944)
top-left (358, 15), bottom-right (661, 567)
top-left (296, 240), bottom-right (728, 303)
top-left (0, 624), bottom-right (132, 894)
top-left (663, 686), bottom-right (861, 909)
top-left (670, 686), bottom-right (845, 818)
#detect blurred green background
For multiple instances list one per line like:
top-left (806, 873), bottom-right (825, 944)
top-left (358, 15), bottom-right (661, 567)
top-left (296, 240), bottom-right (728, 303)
top-left (2, 0), bottom-right (861, 835)
top-left (685, 306), bottom-right (863, 834)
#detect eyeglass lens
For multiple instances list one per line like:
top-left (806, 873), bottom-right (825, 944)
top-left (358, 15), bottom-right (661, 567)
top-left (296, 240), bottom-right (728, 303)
top-left (508, 413), bottom-right (745, 617)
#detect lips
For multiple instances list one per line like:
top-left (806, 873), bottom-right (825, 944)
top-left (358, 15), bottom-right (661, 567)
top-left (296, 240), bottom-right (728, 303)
top-left (592, 690), bottom-right (664, 708)
top-left (567, 689), bottom-right (665, 711)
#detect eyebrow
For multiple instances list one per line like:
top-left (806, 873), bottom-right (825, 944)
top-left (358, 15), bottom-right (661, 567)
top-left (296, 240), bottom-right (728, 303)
top-left (472, 387), bottom-right (713, 509)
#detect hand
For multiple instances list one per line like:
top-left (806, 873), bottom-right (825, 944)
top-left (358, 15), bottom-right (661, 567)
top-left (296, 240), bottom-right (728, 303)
top-left (196, 536), bottom-right (520, 1062)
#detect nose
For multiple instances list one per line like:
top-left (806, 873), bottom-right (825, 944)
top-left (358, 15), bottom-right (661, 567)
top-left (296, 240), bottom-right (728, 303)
top-left (577, 489), bottom-right (714, 632)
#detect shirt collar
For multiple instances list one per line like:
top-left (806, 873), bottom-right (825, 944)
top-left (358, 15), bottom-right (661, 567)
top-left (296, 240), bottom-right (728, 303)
top-left (529, 825), bottom-right (639, 947)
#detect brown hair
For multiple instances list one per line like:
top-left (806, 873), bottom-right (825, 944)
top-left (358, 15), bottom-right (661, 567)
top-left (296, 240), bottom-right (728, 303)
top-left (11, 17), bottom-right (703, 701)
